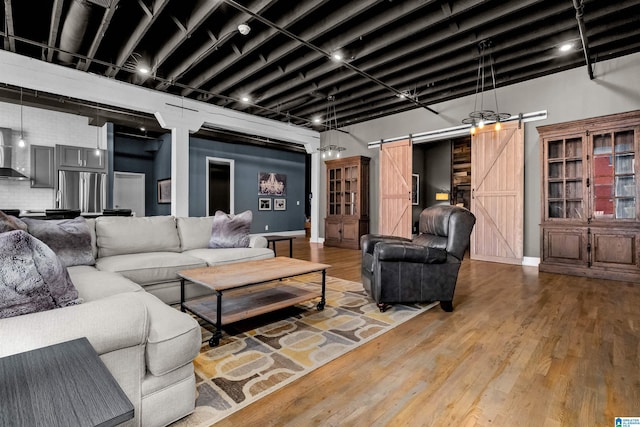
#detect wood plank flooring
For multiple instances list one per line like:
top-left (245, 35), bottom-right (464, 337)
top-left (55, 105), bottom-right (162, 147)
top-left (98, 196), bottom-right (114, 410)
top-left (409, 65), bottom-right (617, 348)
top-left (213, 237), bottom-right (640, 426)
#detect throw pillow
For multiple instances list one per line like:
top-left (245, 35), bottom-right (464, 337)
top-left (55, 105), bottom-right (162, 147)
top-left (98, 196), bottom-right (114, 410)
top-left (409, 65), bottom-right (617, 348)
top-left (208, 210), bottom-right (252, 249)
top-left (0, 230), bottom-right (81, 319)
top-left (22, 217), bottom-right (95, 267)
top-left (0, 210), bottom-right (28, 233)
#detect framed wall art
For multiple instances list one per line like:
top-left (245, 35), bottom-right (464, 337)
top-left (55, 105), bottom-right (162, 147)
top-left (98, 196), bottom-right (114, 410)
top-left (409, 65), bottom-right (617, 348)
top-left (411, 174), bottom-right (419, 205)
top-left (258, 198), bottom-right (272, 211)
top-left (157, 178), bottom-right (171, 204)
top-left (274, 198), bottom-right (286, 211)
top-left (258, 172), bottom-right (287, 196)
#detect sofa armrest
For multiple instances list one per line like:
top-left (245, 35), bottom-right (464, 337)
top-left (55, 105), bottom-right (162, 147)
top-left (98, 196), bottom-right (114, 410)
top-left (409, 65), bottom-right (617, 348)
top-left (250, 235), bottom-right (268, 248)
top-left (0, 293), bottom-right (148, 358)
top-left (361, 234), bottom-right (412, 255)
top-left (374, 242), bottom-right (447, 264)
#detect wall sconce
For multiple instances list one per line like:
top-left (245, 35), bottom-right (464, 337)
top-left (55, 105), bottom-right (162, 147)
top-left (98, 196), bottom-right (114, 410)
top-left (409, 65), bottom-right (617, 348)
top-left (435, 192), bottom-right (450, 201)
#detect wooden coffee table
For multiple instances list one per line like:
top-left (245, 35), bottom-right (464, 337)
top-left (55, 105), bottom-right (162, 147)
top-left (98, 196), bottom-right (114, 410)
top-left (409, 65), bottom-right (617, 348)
top-left (178, 257), bottom-right (331, 346)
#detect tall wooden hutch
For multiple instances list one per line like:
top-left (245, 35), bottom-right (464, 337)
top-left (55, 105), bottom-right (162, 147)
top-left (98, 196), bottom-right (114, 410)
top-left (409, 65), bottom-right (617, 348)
top-left (324, 155), bottom-right (370, 249)
top-left (538, 110), bottom-right (640, 282)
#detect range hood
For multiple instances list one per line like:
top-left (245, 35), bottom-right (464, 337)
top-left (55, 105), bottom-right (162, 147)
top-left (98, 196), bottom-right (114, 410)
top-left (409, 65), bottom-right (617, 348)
top-left (0, 127), bottom-right (28, 180)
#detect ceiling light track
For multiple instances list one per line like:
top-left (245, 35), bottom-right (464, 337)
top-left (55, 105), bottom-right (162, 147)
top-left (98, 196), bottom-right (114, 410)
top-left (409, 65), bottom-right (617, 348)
top-left (220, 0), bottom-right (438, 117)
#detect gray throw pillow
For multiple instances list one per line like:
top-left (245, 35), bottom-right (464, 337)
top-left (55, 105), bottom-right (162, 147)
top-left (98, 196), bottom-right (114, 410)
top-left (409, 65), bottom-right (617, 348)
top-left (0, 230), bottom-right (81, 319)
top-left (22, 217), bottom-right (95, 267)
top-left (208, 210), bottom-right (252, 248)
top-left (0, 210), bottom-right (28, 233)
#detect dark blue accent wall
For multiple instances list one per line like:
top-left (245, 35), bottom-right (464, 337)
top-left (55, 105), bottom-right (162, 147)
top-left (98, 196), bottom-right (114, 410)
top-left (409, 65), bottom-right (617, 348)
top-left (154, 135), bottom-right (172, 216)
top-left (189, 137), bottom-right (306, 233)
top-left (113, 135), bottom-right (158, 215)
top-left (113, 133), bottom-right (307, 233)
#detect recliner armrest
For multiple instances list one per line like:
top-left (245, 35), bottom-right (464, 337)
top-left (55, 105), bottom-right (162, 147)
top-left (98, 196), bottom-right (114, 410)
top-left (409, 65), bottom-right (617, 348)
top-left (375, 242), bottom-right (447, 264)
top-left (361, 234), bottom-right (412, 255)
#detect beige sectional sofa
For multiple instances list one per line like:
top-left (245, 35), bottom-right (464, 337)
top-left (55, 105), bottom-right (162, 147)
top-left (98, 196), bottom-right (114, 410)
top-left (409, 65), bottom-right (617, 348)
top-left (0, 215), bottom-right (274, 427)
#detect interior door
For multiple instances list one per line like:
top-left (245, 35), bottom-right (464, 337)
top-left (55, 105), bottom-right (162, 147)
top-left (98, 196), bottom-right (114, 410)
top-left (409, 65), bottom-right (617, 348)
top-left (113, 171), bottom-right (145, 216)
top-left (471, 121), bottom-right (524, 264)
top-left (379, 139), bottom-right (412, 238)
top-left (207, 157), bottom-right (234, 215)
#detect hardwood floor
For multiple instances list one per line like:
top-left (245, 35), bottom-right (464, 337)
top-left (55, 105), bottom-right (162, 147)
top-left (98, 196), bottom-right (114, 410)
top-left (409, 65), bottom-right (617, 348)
top-left (215, 237), bottom-right (640, 426)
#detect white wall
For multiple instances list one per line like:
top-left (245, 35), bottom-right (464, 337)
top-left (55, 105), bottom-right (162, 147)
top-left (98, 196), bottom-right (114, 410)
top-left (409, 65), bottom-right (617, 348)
top-left (320, 52), bottom-right (640, 258)
top-left (0, 103), bottom-right (101, 211)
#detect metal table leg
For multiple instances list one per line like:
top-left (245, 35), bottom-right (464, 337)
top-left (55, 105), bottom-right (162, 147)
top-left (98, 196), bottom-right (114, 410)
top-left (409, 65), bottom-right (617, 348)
top-left (317, 269), bottom-right (326, 311)
top-left (180, 278), bottom-right (185, 312)
top-left (209, 290), bottom-right (223, 347)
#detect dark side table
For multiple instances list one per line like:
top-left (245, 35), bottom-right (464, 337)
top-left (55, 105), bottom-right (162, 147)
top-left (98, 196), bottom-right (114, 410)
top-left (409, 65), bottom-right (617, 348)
top-left (0, 337), bottom-right (134, 427)
top-left (264, 235), bottom-right (296, 257)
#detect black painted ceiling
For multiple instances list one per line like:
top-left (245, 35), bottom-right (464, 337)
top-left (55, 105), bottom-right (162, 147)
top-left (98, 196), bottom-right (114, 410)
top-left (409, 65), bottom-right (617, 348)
top-left (2, 0), bottom-right (640, 133)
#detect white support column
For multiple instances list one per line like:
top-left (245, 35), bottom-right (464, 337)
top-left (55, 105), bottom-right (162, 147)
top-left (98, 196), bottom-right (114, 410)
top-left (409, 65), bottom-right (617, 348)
top-left (309, 151), bottom-right (321, 242)
top-left (154, 111), bottom-right (204, 217)
top-left (302, 140), bottom-right (321, 243)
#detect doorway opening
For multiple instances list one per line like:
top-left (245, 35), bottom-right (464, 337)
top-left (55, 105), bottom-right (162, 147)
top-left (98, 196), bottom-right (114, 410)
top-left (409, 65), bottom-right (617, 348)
top-left (113, 171), bottom-right (145, 216)
top-left (206, 157), bottom-right (234, 215)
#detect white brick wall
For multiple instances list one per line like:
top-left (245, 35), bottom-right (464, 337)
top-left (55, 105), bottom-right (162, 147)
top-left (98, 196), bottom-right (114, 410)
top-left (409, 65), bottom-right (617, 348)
top-left (0, 101), bottom-right (101, 211)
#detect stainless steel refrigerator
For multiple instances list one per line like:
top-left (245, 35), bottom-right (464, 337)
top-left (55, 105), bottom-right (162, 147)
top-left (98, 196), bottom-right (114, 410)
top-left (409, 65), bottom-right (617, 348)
top-left (57, 170), bottom-right (107, 213)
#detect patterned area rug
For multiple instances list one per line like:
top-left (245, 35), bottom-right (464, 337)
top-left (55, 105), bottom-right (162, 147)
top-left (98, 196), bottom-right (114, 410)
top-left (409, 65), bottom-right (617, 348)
top-left (171, 274), bottom-right (437, 427)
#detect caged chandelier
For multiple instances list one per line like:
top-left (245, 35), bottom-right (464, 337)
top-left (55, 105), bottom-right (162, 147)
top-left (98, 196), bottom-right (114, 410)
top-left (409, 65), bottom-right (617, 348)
top-left (318, 95), bottom-right (346, 159)
top-left (462, 40), bottom-right (510, 134)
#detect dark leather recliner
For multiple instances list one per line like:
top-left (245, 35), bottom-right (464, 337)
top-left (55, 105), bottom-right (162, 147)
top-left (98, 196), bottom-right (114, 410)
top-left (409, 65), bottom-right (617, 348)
top-left (361, 205), bottom-right (476, 312)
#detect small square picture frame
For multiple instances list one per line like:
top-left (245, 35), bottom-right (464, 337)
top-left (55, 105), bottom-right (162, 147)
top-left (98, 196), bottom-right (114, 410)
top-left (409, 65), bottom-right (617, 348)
top-left (259, 198), bottom-right (272, 211)
top-left (157, 178), bottom-right (171, 204)
top-left (274, 198), bottom-right (286, 211)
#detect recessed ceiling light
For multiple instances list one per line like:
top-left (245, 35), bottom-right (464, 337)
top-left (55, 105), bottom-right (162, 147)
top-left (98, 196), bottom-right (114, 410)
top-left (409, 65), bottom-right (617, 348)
top-left (241, 96), bottom-right (250, 103)
top-left (313, 117), bottom-right (321, 123)
top-left (559, 43), bottom-right (574, 52)
top-left (140, 126), bottom-right (146, 132)
top-left (332, 52), bottom-right (343, 61)
top-left (138, 66), bottom-right (149, 74)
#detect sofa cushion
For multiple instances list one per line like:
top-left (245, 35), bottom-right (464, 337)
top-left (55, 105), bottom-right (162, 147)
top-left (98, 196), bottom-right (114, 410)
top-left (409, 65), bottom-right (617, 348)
top-left (0, 230), bottom-right (81, 319)
top-left (67, 265), bottom-right (143, 302)
top-left (0, 210), bottom-right (27, 233)
top-left (208, 210), bottom-right (252, 248)
top-left (96, 252), bottom-right (207, 286)
top-left (85, 218), bottom-right (98, 259)
top-left (176, 216), bottom-right (214, 251)
top-left (96, 216), bottom-right (181, 257)
top-left (132, 292), bottom-right (201, 376)
top-left (183, 247), bottom-right (274, 266)
top-left (21, 217), bottom-right (95, 267)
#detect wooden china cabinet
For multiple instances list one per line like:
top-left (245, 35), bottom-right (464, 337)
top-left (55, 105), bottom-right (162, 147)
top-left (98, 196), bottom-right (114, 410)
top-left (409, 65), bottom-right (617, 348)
top-left (324, 155), bottom-right (370, 249)
top-left (538, 110), bottom-right (640, 282)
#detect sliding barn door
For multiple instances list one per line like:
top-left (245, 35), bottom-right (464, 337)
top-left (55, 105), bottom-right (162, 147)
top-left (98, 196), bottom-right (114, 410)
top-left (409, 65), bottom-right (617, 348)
top-left (379, 139), bottom-right (412, 238)
top-left (471, 121), bottom-right (524, 264)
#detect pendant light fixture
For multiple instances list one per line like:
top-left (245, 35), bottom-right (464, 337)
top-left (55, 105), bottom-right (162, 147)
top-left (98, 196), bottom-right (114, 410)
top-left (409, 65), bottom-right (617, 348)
top-left (317, 95), bottom-right (346, 159)
top-left (461, 40), bottom-right (510, 134)
top-left (18, 88), bottom-right (25, 148)
top-left (95, 105), bottom-right (101, 156)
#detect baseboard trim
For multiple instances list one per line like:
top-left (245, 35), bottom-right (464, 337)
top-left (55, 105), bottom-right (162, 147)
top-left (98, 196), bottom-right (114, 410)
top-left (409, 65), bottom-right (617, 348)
top-left (522, 257), bottom-right (540, 267)
top-left (253, 230), bottom-right (305, 237)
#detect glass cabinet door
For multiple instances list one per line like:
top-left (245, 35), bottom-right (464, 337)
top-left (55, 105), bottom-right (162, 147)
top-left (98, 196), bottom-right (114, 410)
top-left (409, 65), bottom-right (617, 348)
top-left (546, 137), bottom-right (584, 219)
top-left (328, 167), bottom-right (342, 215)
top-left (343, 165), bottom-right (358, 216)
top-left (592, 129), bottom-right (636, 220)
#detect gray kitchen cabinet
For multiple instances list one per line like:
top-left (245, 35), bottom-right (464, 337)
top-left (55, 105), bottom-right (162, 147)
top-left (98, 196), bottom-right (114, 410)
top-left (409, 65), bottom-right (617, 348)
top-left (30, 145), bottom-right (55, 188)
top-left (57, 145), bottom-right (106, 171)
